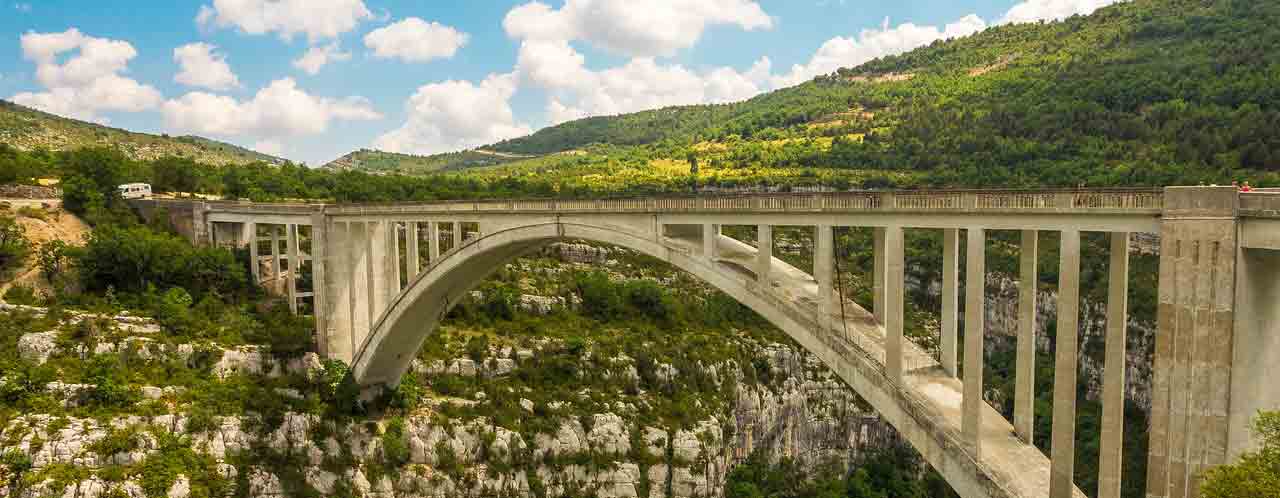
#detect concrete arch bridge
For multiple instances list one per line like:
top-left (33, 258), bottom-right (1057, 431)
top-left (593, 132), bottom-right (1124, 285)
top-left (135, 187), bottom-right (1280, 498)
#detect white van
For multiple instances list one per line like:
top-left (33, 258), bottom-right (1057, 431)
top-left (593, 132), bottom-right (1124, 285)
top-left (118, 183), bottom-right (152, 199)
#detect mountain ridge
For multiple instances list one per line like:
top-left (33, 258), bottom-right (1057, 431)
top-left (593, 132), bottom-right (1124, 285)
top-left (0, 99), bottom-right (286, 166)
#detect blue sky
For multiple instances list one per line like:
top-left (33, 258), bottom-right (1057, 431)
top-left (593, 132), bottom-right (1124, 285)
top-left (0, 1), bottom-right (1117, 165)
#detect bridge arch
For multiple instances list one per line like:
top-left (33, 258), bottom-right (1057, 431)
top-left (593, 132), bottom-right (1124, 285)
top-left (351, 219), bottom-right (1066, 498)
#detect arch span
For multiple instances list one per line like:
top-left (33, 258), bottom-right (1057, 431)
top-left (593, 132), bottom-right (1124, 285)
top-left (352, 219), bottom-right (1079, 498)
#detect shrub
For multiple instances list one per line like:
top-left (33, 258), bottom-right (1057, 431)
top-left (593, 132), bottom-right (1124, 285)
top-left (77, 225), bottom-right (247, 298)
top-left (37, 240), bottom-right (76, 284)
top-left (574, 271), bottom-right (623, 320)
top-left (3, 285), bottom-right (41, 306)
top-left (1202, 411), bottom-right (1280, 498)
top-left (0, 215), bottom-right (30, 272)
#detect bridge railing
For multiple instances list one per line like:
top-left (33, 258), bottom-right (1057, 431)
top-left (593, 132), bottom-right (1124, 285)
top-left (319, 188), bottom-right (1165, 215)
top-left (1240, 192), bottom-right (1280, 217)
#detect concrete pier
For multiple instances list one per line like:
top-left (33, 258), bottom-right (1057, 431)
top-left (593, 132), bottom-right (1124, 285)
top-left (963, 227), bottom-right (985, 456)
top-left (1015, 230), bottom-right (1038, 443)
top-left (1098, 232), bottom-right (1129, 498)
top-left (884, 226), bottom-right (905, 380)
top-left (1050, 229), bottom-right (1081, 498)
top-left (941, 228), bottom-right (959, 377)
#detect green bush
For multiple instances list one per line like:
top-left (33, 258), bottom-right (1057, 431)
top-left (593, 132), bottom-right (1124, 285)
top-left (3, 285), bottom-right (41, 306)
top-left (1202, 411), bottom-right (1280, 498)
top-left (0, 216), bottom-right (30, 273)
top-left (77, 225), bottom-right (247, 298)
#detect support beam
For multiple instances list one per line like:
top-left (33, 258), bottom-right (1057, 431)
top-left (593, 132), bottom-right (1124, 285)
top-left (287, 224), bottom-right (299, 314)
top-left (429, 221), bottom-right (441, 261)
top-left (453, 221), bottom-right (463, 249)
top-left (941, 228), bottom-right (959, 377)
top-left (388, 222), bottom-right (402, 296)
top-left (885, 226), bottom-right (905, 380)
top-left (873, 227), bottom-right (887, 324)
top-left (703, 223), bottom-right (719, 260)
top-left (349, 222), bottom-right (370, 359)
top-left (815, 225), bottom-right (834, 332)
top-left (1015, 230), bottom-right (1039, 443)
top-left (1050, 229), bottom-right (1081, 498)
top-left (1099, 232), bottom-right (1130, 498)
top-left (311, 214), bottom-right (328, 356)
top-left (406, 222), bottom-right (420, 280)
top-left (247, 222), bottom-right (260, 283)
top-left (368, 221), bottom-right (388, 325)
top-left (962, 227), bottom-right (986, 456)
top-left (757, 225), bottom-right (772, 284)
top-left (270, 225), bottom-right (281, 292)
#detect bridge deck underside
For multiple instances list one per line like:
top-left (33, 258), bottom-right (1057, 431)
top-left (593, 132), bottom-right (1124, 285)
top-left (663, 230), bottom-right (1080, 498)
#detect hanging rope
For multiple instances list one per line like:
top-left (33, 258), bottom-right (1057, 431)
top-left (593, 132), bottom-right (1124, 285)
top-left (833, 233), bottom-right (850, 339)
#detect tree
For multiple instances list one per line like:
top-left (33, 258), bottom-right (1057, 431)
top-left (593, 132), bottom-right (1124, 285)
top-left (36, 240), bottom-right (73, 284)
top-left (1201, 411), bottom-right (1280, 498)
top-left (0, 216), bottom-right (30, 273)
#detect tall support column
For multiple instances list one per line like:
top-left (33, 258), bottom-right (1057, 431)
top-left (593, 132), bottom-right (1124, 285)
top-left (757, 225), bottom-right (772, 284)
top-left (349, 222), bottom-right (371, 359)
top-left (311, 214), bottom-right (329, 356)
top-left (388, 221), bottom-right (402, 296)
top-left (1147, 187), bottom-right (1242, 498)
top-left (703, 224), bottom-right (719, 260)
top-left (941, 228), bottom-right (959, 377)
top-left (1015, 230), bottom-right (1039, 443)
top-left (368, 221), bottom-right (388, 325)
top-left (429, 222), bottom-right (441, 261)
top-left (247, 222), bottom-right (260, 284)
top-left (962, 227), bottom-right (986, 456)
top-left (1099, 232), bottom-right (1130, 498)
top-left (885, 226), bottom-right (905, 380)
top-left (453, 221), bottom-right (463, 249)
top-left (873, 227), bottom-right (887, 324)
top-left (326, 221), bottom-right (354, 363)
top-left (405, 222), bottom-right (420, 280)
top-left (815, 225), bottom-right (834, 332)
top-left (286, 224), bottom-right (299, 314)
top-left (270, 226), bottom-right (281, 293)
top-left (1050, 229), bottom-right (1081, 498)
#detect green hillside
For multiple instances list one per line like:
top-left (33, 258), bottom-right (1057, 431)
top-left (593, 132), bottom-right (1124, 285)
top-left (439, 0), bottom-right (1279, 189)
top-left (0, 100), bottom-right (285, 167)
top-left (323, 148), bottom-right (529, 174)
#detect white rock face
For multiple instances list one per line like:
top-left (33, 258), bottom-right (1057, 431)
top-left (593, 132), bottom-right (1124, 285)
top-left (17, 331), bottom-right (59, 364)
top-left (167, 475), bottom-right (191, 498)
top-left (588, 413), bottom-right (630, 456)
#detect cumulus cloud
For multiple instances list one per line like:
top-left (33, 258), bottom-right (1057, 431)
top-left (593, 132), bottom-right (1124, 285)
top-left (293, 43), bottom-right (351, 75)
top-left (11, 28), bottom-right (162, 122)
top-left (772, 15), bottom-right (987, 88)
top-left (364, 18), bottom-right (468, 63)
top-left (196, 0), bottom-right (372, 42)
top-left (162, 78), bottom-right (381, 139)
top-left (1001, 0), bottom-right (1120, 24)
top-left (503, 0), bottom-right (772, 57)
top-left (373, 73), bottom-right (533, 155)
top-left (174, 42), bottom-right (239, 90)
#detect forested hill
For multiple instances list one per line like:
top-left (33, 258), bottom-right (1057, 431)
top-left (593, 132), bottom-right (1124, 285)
top-left (0, 100), bottom-right (286, 167)
top-left (474, 0), bottom-right (1280, 187)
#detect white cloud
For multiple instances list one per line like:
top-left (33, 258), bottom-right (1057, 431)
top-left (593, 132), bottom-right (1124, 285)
top-left (174, 42), bottom-right (239, 90)
top-left (503, 0), bottom-right (772, 57)
top-left (363, 18), bottom-right (468, 63)
top-left (11, 28), bottom-right (162, 122)
top-left (253, 140), bottom-right (284, 157)
top-left (772, 15), bottom-right (987, 88)
top-left (14, 3), bottom-right (31, 13)
top-left (162, 78), bottom-right (381, 139)
top-left (293, 43), bottom-right (351, 75)
top-left (373, 73), bottom-right (533, 155)
top-left (196, 0), bottom-right (372, 42)
top-left (1001, 0), bottom-right (1120, 25)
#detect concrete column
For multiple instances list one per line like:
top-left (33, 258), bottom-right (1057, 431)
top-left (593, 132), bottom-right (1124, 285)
top-left (873, 227), bottom-right (887, 324)
top-left (325, 221), bottom-right (353, 363)
top-left (311, 214), bottom-right (329, 356)
top-left (239, 221), bottom-right (254, 248)
top-left (757, 225), bottom-right (772, 283)
top-left (247, 222), bottom-right (260, 284)
top-left (270, 226), bottom-right (281, 292)
top-left (453, 221), bottom-right (463, 249)
top-left (885, 226), bottom-right (905, 380)
top-left (1015, 230), bottom-right (1039, 444)
top-left (1147, 187), bottom-right (1242, 498)
top-left (941, 228), bottom-right (959, 377)
top-left (429, 222), bottom-right (441, 261)
top-left (286, 224), bottom-right (299, 314)
top-left (349, 222), bottom-right (370, 359)
top-left (1099, 232), bottom-right (1130, 498)
top-left (962, 227), bottom-right (985, 456)
top-left (815, 225), bottom-right (834, 332)
top-left (703, 224), bottom-right (719, 260)
top-left (1050, 229), bottom-right (1081, 498)
top-left (405, 222), bottom-right (420, 280)
top-left (368, 221), bottom-right (388, 325)
top-left (388, 222), bottom-right (402, 296)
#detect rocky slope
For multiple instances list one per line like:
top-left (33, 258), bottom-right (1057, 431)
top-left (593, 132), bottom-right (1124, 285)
top-left (0, 244), bottom-right (899, 498)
